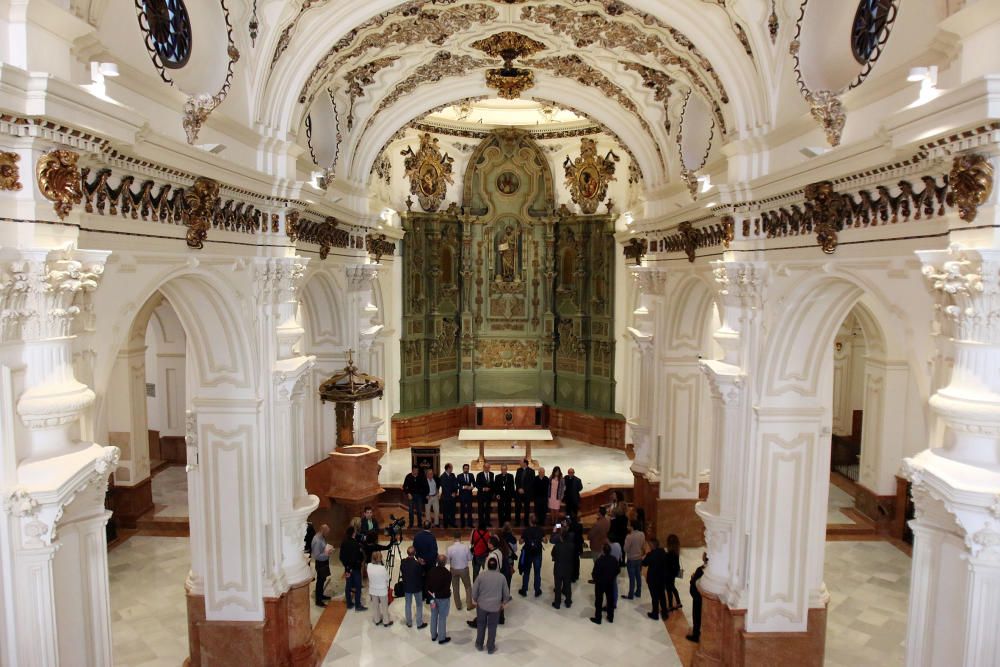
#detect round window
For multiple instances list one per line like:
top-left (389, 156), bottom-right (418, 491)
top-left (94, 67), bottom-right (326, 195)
top-left (851, 0), bottom-right (893, 65)
top-left (140, 0), bottom-right (193, 70)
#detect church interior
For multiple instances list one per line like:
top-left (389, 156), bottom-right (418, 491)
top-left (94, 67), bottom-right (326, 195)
top-left (1, 1), bottom-right (999, 665)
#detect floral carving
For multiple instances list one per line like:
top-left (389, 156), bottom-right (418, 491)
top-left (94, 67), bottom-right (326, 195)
top-left (472, 31), bottom-right (546, 99)
top-left (182, 177), bottom-right (220, 249)
top-left (344, 56), bottom-right (399, 130)
top-left (0, 151), bottom-right (22, 191)
top-left (401, 132), bottom-right (455, 212)
top-left (366, 233), bottom-right (396, 262)
top-left (621, 62), bottom-right (675, 135)
top-left (36, 149), bottom-right (83, 220)
top-left (804, 180), bottom-right (847, 254)
top-left (285, 210), bottom-right (301, 242)
top-left (947, 154), bottom-right (994, 223)
top-left (805, 89), bottom-right (847, 148)
top-left (475, 338), bottom-right (538, 369)
top-left (623, 237), bottom-right (647, 265)
top-left (564, 137), bottom-right (618, 215)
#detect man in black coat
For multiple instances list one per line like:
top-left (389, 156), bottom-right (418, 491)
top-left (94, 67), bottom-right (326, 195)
top-left (642, 538), bottom-right (669, 620)
top-left (475, 463), bottom-right (495, 527)
top-left (403, 465), bottom-right (429, 528)
top-left (532, 467), bottom-right (549, 527)
top-left (457, 464), bottom-right (475, 528)
top-left (439, 463), bottom-right (459, 529)
top-left (590, 543), bottom-right (619, 624)
top-left (563, 468), bottom-right (583, 519)
top-left (495, 463), bottom-right (515, 526)
top-left (513, 459), bottom-right (535, 527)
top-left (687, 552), bottom-right (708, 642)
top-left (551, 525), bottom-right (576, 609)
top-left (569, 514), bottom-right (585, 582)
top-left (400, 547), bottom-right (428, 628)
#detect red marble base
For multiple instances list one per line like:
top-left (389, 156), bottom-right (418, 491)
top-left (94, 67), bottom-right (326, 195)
top-left (631, 472), bottom-right (705, 546)
top-left (694, 591), bottom-right (827, 666)
top-left (186, 582), bottom-right (316, 667)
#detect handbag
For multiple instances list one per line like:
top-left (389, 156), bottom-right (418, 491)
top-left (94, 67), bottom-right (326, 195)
top-left (393, 580), bottom-right (405, 598)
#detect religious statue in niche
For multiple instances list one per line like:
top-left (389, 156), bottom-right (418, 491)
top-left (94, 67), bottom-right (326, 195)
top-left (495, 224), bottom-right (521, 282)
top-left (401, 133), bottom-right (454, 212)
top-left (564, 137), bottom-right (619, 214)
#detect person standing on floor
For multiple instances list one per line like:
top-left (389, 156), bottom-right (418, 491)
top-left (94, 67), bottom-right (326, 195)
top-left (424, 467), bottom-right (441, 528)
top-left (608, 538), bottom-right (623, 610)
top-left (665, 533), bottom-right (683, 611)
top-left (517, 515), bottom-right (544, 597)
top-left (471, 557), bottom-right (511, 655)
top-left (687, 552), bottom-right (708, 643)
top-left (475, 463), bottom-right (495, 527)
top-left (403, 465), bottom-right (428, 529)
top-left (458, 464), bottom-right (476, 529)
top-left (590, 544), bottom-right (619, 625)
top-left (588, 507), bottom-right (610, 582)
top-left (425, 554), bottom-right (453, 645)
top-left (400, 547), bottom-right (427, 629)
top-left (446, 532), bottom-right (474, 611)
top-left (470, 521), bottom-right (492, 580)
top-left (339, 526), bottom-right (366, 612)
top-left (547, 466), bottom-right (565, 526)
top-left (514, 459), bottom-right (535, 527)
top-left (311, 524), bottom-right (332, 607)
top-left (551, 524), bottom-right (575, 609)
top-left (623, 521), bottom-right (646, 599)
top-left (440, 463), bottom-right (459, 529)
top-left (532, 466), bottom-right (549, 527)
top-left (569, 513), bottom-right (584, 582)
top-left (642, 538), bottom-right (669, 620)
top-left (495, 463), bottom-right (515, 526)
top-left (563, 468), bottom-right (583, 519)
top-left (366, 551), bottom-right (392, 627)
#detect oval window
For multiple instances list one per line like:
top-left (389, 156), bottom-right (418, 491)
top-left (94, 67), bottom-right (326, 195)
top-left (140, 0), bottom-right (193, 69)
top-left (851, 0), bottom-right (893, 66)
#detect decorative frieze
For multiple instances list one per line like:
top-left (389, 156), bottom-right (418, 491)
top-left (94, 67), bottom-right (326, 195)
top-left (365, 233), bottom-right (396, 262)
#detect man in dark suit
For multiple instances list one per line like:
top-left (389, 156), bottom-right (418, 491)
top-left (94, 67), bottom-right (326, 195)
top-left (532, 466), bottom-right (549, 527)
top-left (642, 537), bottom-right (669, 620)
top-left (495, 463), bottom-right (515, 526)
top-left (563, 468), bottom-right (583, 519)
top-left (475, 463), bottom-right (495, 527)
top-left (457, 464), bottom-right (475, 528)
top-left (403, 465), bottom-right (429, 528)
top-left (551, 524), bottom-right (576, 609)
top-left (359, 506), bottom-right (380, 563)
top-left (514, 459), bottom-right (535, 527)
top-left (590, 543), bottom-right (619, 624)
top-left (440, 462), bottom-right (459, 529)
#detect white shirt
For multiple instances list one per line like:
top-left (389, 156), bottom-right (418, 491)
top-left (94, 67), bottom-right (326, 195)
top-left (427, 477), bottom-right (438, 497)
top-left (447, 541), bottom-right (472, 570)
top-left (367, 563), bottom-right (389, 596)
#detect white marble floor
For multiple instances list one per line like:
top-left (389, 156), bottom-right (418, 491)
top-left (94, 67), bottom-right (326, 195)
top-left (380, 437), bottom-right (635, 490)
top-left (827, 482), bottom-right (856, 525)
top-left (151, 465), bottom-right (188, 518)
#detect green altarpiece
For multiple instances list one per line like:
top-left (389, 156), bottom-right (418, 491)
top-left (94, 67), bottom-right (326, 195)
top-left (398, 129), bottom-right (616, 418)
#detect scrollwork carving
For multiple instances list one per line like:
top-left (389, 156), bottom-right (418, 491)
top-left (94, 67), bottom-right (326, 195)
top-left (401, 133), bottom-right (454, 212)
top-left (947, 154), bottom-right (994, 223)
top-left (36, 149), bottom-right (83, 220)
top-left (623, 237), bottom-right (647, 265)
top-left (564, 137), bottom-right (618, 214)
top-left (804, 180), bottom-right (847, 254)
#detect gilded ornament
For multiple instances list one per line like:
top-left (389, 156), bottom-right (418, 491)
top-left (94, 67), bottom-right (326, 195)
top-left (564, 137), bottom-right (619, 215)
top-left (678, 221), bottom-right (699, 263)
top-left (0, 152), bottom-right (22, 191)
top-left (470, 32), bottom-right (544, 99)
top-left (366, 233), bottom-right (396, 263)
top-left (804, 180), bottom-right (846, 254)
top-left (182, 177), bottom-right (220, 249)
top-left (401, 133), bottom-right (454, 212)
top-left (484, 68), bottom-right (535, 99)
top-left (285, 210), bottom-right (301, 242)
top-left (947, 154), bottom-right (994, 223)
top-left (36, 150), bottom-right (83, 220)
top-left (623, 237), bottom-right (647, 265)
top-left (475, 338), bottom-right (538, 369)
top-left (806, 90), bottom-right (846, 148)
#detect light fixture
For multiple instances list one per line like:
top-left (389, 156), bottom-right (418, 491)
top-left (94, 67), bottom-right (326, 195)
top-left (97, 62), bottom-right (119, 77)
top-left (907, 66), bottom-right (938, 86)
top-left (697, 174), bottom-right (712, 193)
top-left (87, 62), bottom-right (119, 99)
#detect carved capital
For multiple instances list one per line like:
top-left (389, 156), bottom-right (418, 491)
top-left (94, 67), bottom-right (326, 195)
top-left (919, 245), bottom-right (1000, 345)
top-left (36, 150), bottom-right (83, 220)
top-left (346, 264), bottom-right (379, 291)
top-left (711, 261), bottom-right (762, 309)
top-left (256, 257), bottom-right (307, 303)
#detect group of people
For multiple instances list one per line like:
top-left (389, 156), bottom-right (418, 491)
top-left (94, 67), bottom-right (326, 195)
top-left (402, 459), bottom-right (585, 530)
top-left (311, 482), bottom-right (707, 653)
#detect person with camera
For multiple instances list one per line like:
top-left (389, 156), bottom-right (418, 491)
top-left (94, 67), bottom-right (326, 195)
top-left (457, 463), bottom-right (475, 529)
top-left (400, 546), bottom-right (427, 629)
top-left (440, 462), bottom-right (459, 529)
top-left (475, 463), bottom-right (495, 527)
top-left (339, 526), bottom-right (366, 612)
top-left (471, 556), bottom-right (511, 655)
top-left (517, 515), bottom-right (544, 598)
top-left (495, 463), bottom-right (515, 526)
top-left (425, 554), bottom-right (452, 645)
top-left (514, 459), bottom-right (535, 527)
top-left (310, 524), bottom-right (332, 608)
top-left (403, 465), bottom-right (428, 529)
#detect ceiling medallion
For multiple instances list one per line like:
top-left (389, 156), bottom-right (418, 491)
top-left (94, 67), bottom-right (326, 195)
top-left (401, 133), bottom-right (454, 212)
top-left (564, 137), bottom-right (619, 215)
top-left (472, 31), bottom-right (547, 99)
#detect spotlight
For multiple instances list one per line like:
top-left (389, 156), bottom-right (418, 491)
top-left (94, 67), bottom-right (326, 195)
top-left (907, 66), bottom-right (937, 85)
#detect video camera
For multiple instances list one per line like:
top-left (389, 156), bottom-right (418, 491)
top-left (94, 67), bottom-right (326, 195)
top-left (384, 515), bottom-right (405, 541)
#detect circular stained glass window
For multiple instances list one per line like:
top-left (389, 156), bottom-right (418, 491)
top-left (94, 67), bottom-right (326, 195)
top-left (851, 0), bottom-right (893, 65)
top-left (140, 0), bottom-right (193, 69)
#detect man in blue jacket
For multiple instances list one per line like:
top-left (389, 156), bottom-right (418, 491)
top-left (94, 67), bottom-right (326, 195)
top-left (413, 525), bottom-right (439, 600)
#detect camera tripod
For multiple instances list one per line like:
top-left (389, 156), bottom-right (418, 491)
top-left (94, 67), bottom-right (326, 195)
top-left (384, 536), bottom-right (404, 584)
